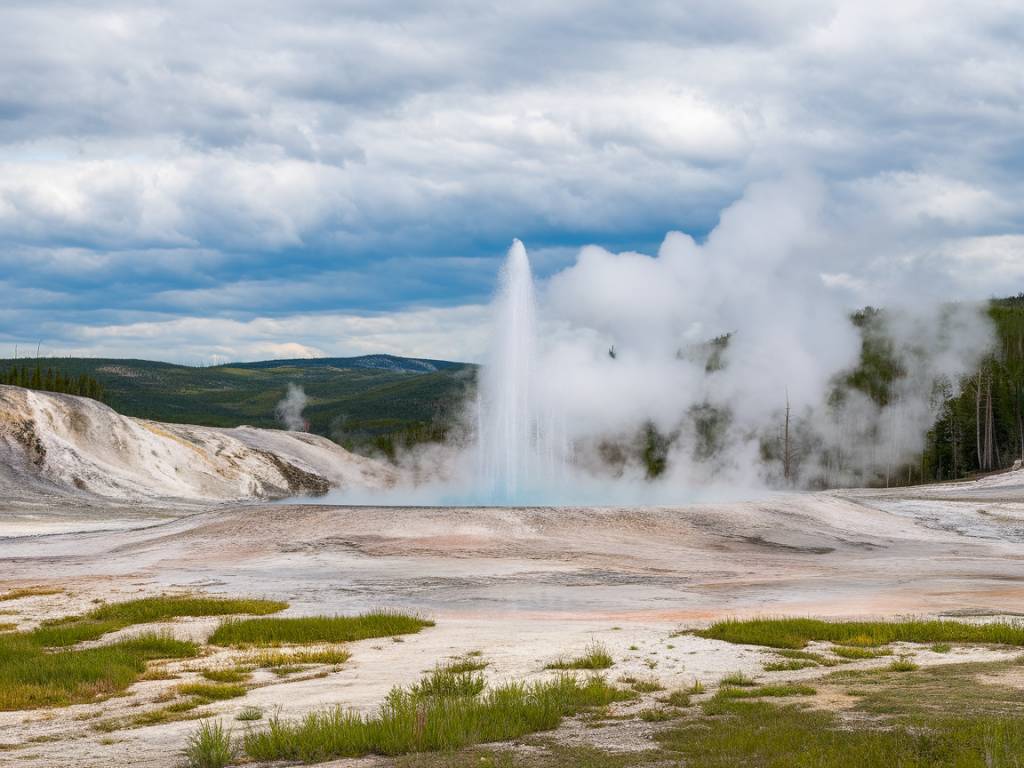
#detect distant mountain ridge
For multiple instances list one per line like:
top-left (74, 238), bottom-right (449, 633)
top-left (229, 354), bottom-right (468, 373)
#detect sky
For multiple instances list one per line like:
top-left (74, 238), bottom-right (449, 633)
top-left (1, 0), bottom-right (1022, 364)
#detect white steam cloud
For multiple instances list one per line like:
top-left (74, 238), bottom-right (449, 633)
top-left (533, 176), bottom-right (993, 491)
top-left (321, 175), bottom-right (996, 504)
top-left (275, 383), bottom-right (308, 431)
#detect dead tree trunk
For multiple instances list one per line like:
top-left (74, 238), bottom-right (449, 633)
top-left (783, 392), bottom-right (792, 484)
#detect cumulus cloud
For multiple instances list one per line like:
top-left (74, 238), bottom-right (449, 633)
top-left (0, 1), bottom-right (1021, 359)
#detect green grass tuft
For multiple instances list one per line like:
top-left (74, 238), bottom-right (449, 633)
top-left (210, 611), bottom-right (432, 647)
top-left (184, 720), bottom-right (235, 768)
top-left (663, 690), bottom-right (691, 707)
top-left (177, 683), bottom-right (247, 701)
top-left (888, 657), bottom-right (919, 672)
top-left (545, 642), bottom-right (614, 671)
top-left (410, 667), bottom-right (487, 699)
top-left (249, 647), bottom-right (352, 668)
top-left (719, 672), bottom-right (757, 687)
top-left (764, 659), bottom-right (817, 671)
top-left (931, 643), bottom-right (953, 653)
top-left (697, 617), bottom-right (1024, 650)
top-left (715, 684), bottom-right (817, 700)
top-left (200, 668), bottom-right (250, 683)
top-left (236, 706), bottom-right (263, 722)
top-left (833, 646), bottom-right (891, 660)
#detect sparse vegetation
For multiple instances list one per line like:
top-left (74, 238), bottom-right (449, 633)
top-left (638, 708), bottom-right (674, 722)
top-left (177, 683), bottom-right (248, 701)
top-left (242, 673), bottom-right (632, 761)
top-left (184, 720), bottom-right (234, 768)
top-left (763, 659), bottom-right (816, 671)
top-left (629, 678), bottom-right (664, 693)
top-left (932, 643), bottom-right (953, 653)
top-left (236, 706), bottom-right (263, 722)
top-left (663, 690), bottom-right (691, 707)
top-left (0, 586), bottom-right (63, 601)
top-left (545, 643), bottom-right (614, 671)
top-left (833, 645), bottom-right (891, 660)
top-left (696, 617), bottom-right (1024, 650)
top-left (33, 595), bottom-right (286, 647)
top-left (249, 647), bottom-right (352, 668)
top-left (210, 611), bottom-right (433, 647)
top-left (714, 683), bottom-right (817, 700)
top-left (718, 672), bottom-right (757, 687)
top-left (888, 657), bottom-right (919, 672)
top-left (201, 668), bottom-right (250, 683)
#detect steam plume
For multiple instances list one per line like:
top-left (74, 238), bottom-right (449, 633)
top-left (275, 383), bottom-right (308, 431)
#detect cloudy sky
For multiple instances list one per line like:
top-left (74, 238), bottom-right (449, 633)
top-left (1, 0), bottom-right (1022, 364)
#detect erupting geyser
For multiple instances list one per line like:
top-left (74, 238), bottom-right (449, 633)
top-left (477, 240), bottom-right (567, 503)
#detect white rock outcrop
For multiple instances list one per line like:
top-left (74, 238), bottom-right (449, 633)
top-left (0, 385), bottom-right (394, 501)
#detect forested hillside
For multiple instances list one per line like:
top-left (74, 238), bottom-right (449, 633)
top-left (925, 296), bottom-right (1024, 480)
top-left (0, 355), bottom-right (475, 456)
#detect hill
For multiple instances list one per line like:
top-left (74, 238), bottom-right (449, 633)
top-left (0, 385), bottom-right (394, 501)
top-left (0, 354), bottom-right (476, 454)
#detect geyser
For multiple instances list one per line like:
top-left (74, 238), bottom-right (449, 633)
top-left (476, 240), bottom-right (567, 502)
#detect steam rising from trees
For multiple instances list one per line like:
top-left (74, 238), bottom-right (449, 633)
top-left (527, 176), bottom-right (994, 491)
top-left (275, 384), bottom-right (308, 431)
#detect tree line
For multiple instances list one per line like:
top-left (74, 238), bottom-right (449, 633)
top-left (1, 364), bottom-right (105, 402)
top-left (924, 296), bottom-right (1024, 481)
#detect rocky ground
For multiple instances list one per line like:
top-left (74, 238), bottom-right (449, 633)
top-left (0, 468), bottom-right (1022, 766)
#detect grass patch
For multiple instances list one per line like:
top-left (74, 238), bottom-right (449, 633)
top-left (243, 673), bottom-right (632, 761)
top-left (833, 645), bottom-right (891, 660)
top-left (688, 680), bottom-right (706, 695)
top-left (211, 611), bottom-right (432, 647)
top-left (184, 719), bottom-right (234, 768)
top-left (662, 690), bottom-right (691, 707)
top-left (411, 666), bottom-right (487, 699)
top-left (546, 642), bottom-right (614, 671)
top-left (763, 659), bottom-right (816, 671)
top-left (638, 708), bottom-right (674, 722)
top-left (0, 631), bottom-right (198, 710)
top-left (446, 657), bottom-right (489, 674)
top-left (33, 596), bottom-right (286, 647)
top-left (177, 683), bottom-right (247, 701)
top-left (714, 683), bottom-right (817, 700)
top-left (696, 617), bottom-right (1024, 650)
top-left (718, 672), bottom-right (757, 687)
top-left (661, 697), bottom-right (1024, 768)
top-left (629, 678), bottom-right (664, 693)
top-left (888, 657), bottom-right (919, 672)
top-left (932, 643), bottom-right (953, 653)
top-left (249, 647), bottom-right (352, 668)
top-left (0, 587), bottom-right (62, 601)
top-left (200, 668), bottom-right (251, 683)
top-left (236, 706), bottom-right (263, 722)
